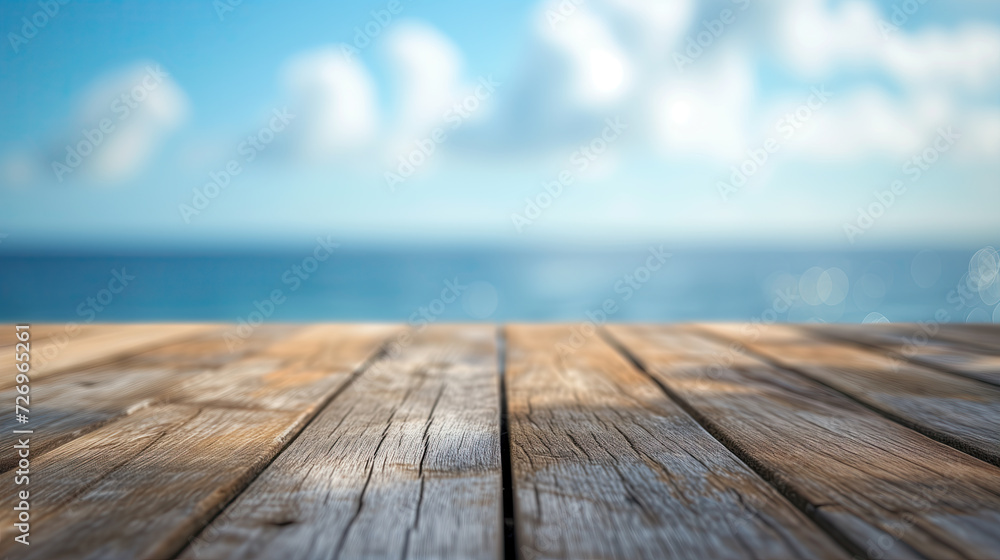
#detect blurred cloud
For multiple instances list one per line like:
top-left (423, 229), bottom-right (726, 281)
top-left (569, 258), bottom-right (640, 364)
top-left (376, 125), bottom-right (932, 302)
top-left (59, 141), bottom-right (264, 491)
top-left (786, 88), bottom-right (1000, 160)
top-left (767, 0), bottom-right (1000, 161)
top-left (778, 0), bottom-right (1000, 92)
top-left (651, 53), bottom-right (754, 161)
top-left (603, 0), bottom-right (694, 55)
top-left (382, 21), bottom-right (464, 140)
top-left (538, 4), bottom-right (633, 108)
top-left (82, 64), bottom-right (188, 182)
top-left (420, 0), bottom-right (1000, 164)
top-left (2, 0), bottom-right (999, 245)
top-left (281, 48), bottom-right (379, 161)
top-left (10, 0), bottom-right (1000, 179)
top-left (884, 25), bottom-right (1000, 92)
top-left (51, 62), bottom-right (188, 185)
top-left (3, 62), bottom-right (188, 187)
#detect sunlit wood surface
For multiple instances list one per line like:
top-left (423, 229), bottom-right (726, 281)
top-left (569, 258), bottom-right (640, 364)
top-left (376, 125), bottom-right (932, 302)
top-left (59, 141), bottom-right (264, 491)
top-left (2, 323), bottom-right (999, 559)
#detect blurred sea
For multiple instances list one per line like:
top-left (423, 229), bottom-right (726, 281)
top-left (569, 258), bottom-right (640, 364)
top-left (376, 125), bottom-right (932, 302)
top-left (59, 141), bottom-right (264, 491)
top-left (1, 247), bottom-right (998, 324)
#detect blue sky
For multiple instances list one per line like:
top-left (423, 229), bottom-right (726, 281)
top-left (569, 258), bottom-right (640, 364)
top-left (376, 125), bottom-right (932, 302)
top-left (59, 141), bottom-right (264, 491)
top-left (1, 0), bottom-right (998, 250)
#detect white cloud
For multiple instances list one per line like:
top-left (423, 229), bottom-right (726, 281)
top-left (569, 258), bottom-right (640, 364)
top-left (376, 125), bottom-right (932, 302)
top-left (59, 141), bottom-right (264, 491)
top-left (778, 0), bottom-right (882, 77)
top-left (289, 2), bottom-right (682, 166)
top-left (754, 86), bottom-right (1000, 162)
top-left (959, 108), bottom-right (1000, 158)
top-left (382, 22), bottom-right (464, 137)
top-left (83, 64), bottom-right (188, 183)
top-left (882, 25), bottom-right (1000, 93)
top-left (536, 3), bottom-right (634, 107)
top-left (279, 24), bottom-right (465, 165)
top-left (651, 53), bottom-right (754, 160)
top-left (282, 47), bottom-right (379, 160)
top-left (36, 62), bottom-right (189, 186)
top-left (224, 0), bottom-right (1000, 170)
top-left (786, 88), bottom-right (932, 159)
top-left (762, 0), bottom-right (1000, 161)
top-left (440, 0), bottom-right (651, 156)
top-left (777, 0), bottom-right (1000, 94)
top-left (604, 0), bottom-right (693, 53)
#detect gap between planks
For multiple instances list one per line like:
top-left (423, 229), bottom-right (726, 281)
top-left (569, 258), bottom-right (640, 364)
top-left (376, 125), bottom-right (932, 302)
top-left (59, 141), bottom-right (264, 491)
top-left (178, 325), bottom-right (503, 560)
top-left (696, 323), bottom-right (1000, 468)
top-left (0, 325), bottom-right (401, 560)
top-left (7, 324), bottom-right (1000, 560)
top-left (803, 323), bottom-right (1000, 388)
top-left (605, 324), bottom-right (1000, 560)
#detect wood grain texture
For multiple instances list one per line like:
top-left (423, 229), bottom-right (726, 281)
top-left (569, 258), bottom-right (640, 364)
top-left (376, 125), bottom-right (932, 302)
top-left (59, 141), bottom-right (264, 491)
top-left (0, 323), bottom-right (221, 389)
top-left (162, 324), bottom-right (402, 411)
top-left (701, 323), bottom-right (1000, 466)
top-left (0, 324), bottom-right (105, 348)
top-left (934, 324), bottom-right (1000, 354)
top-left (180, 325), bottom-right (502, 560)
top-left (808, 323), bottom-right (1000, 386)
top-left (506, 325), bottom-right (845, 560)
top-left (0, 325), bottom-right (299, 472)
top-left (5, 322), bottom-right (1000, 559)
top-left (0, 325), bottom-right (397, 560)
top-left (3, 406), bottom-right (306, 560)
top-left (608, 324), bottom-right (1000, 560)
top-left (0, 404), bottom-right (201, 546)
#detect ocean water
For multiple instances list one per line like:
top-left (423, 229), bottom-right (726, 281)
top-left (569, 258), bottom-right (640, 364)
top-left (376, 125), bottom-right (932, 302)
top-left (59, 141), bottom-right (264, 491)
top-left (1, 248), bottom-right (998, 324)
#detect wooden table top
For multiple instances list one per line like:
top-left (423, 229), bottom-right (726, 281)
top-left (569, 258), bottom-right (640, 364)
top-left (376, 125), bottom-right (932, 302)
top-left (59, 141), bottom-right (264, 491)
top-left (2, 323), bottom-right (999, 559)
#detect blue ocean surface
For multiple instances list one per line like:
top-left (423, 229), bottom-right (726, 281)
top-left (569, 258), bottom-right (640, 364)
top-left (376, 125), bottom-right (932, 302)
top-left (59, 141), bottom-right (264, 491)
top-left (1, 247), bottom-right (997, 324)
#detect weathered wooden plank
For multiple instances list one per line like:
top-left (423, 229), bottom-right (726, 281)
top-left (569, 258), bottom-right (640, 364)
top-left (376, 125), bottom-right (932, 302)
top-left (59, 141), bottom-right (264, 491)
top-left (2, 325), bottom-right (135, 373)
top-left (163, 324), bottom-right (401, 411)
top-left (2, 406), bottom-right (305, 560)
top-left (0, 323), bottom-right (222, 389)
top-left (0, 324), bottom-right (103, 348)
top-left (934, 324), bottom-right (1000, 354)
top-left (808, 323), bottom-right (1000, 386)
top-left (701, 323), bottom-right (1000, 467)
top-left (0, 325), bottom-right (300, 472)
top-left (608, 324), bottom-right (1000, 560)
top-left (0, 405), bottom-right (201, 546)
top-left (506, 325), bottom-right (845, 560)
top-left (180, 325), bottom-right (502, 560)
top-left (0, 325), bottom-right (397, 560)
